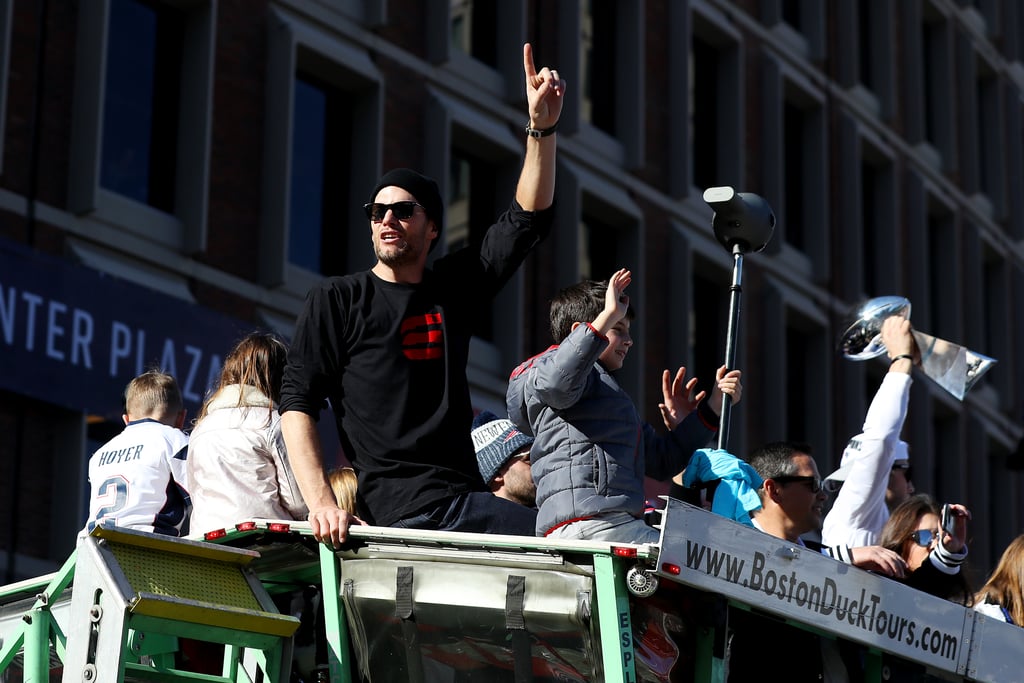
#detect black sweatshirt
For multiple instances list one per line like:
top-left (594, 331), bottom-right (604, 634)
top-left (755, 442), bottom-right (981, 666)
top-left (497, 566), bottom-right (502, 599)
top-left (280, 201), bottom-right (553, 525)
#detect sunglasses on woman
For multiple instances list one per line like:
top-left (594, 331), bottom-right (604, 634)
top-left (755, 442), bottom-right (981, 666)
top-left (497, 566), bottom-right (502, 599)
top-left (909, 529), bottom-right (940, 547)
top-left (363, 201), bottom-right (425, 222)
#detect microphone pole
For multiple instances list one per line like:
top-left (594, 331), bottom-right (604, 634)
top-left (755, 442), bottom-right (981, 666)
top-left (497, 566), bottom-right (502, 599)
top-left (702, 187), bottom-right (775, 452)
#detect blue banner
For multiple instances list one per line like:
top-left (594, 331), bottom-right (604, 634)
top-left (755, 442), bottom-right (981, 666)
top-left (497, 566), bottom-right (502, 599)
top-left (0, 238), bottom-right (258, 421)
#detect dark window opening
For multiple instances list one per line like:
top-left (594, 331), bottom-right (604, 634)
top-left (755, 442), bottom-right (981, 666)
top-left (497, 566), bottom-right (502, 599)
top-left (582, 0), bottom-right (617, 135)
top-left (289, 74), bottom-right (352, 276)
top-left (451, 1), bottom-right (498, 67)
top-left (692, 36), bottom-right (719, 191)
top-left (449, 150), bottom-right (500, 340)
top-left (101, 0), bottom-right (184, 212)
top-left (783, 102), bottom-right (806, 250)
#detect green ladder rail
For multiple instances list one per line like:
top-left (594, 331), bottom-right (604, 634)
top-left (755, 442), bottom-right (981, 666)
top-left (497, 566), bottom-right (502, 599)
top-left (0, 553), bottom-right (76, 683)
top-left (62, 525), bottom-right (300, 683)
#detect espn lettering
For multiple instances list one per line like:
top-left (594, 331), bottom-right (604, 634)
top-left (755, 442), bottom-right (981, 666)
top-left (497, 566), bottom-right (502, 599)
top-left (400, 312), bottom-right (444, 360)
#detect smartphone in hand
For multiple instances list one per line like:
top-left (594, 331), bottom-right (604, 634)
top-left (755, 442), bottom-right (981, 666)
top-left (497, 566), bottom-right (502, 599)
top-left (941, 504), bottom-right (956, 537)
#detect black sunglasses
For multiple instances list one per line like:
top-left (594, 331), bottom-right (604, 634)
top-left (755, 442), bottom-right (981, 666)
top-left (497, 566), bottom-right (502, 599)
top-left (909, 529), bottom-right (939, 547)
top-left (363, 201), bottom-right (425, 222)
top-left (772, 475), bottom-right (823, 493)
top-left (892, 464), bottom-right (913, 481)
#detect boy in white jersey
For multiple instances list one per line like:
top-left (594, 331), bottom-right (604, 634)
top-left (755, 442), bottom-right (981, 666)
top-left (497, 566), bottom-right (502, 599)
top-left (85, 370), bottom-right (191, 536)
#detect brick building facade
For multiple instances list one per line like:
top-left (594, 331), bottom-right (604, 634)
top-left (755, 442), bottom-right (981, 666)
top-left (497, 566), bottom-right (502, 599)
top-left (1, 0), bottom-right (1023, 582)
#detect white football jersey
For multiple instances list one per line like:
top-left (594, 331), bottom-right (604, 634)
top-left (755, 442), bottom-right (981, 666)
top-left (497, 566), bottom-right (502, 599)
top-left (85, 419), bottom-right (191, 536)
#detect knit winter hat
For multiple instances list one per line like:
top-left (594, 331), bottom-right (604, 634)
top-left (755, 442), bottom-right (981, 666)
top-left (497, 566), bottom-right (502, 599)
top-left (471, 411), bottom-right (533, 485)
top-left (370, 168), bottom-right (444, 250)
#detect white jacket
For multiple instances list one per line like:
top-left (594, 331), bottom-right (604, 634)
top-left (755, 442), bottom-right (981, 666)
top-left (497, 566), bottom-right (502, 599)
top-left (187, 384), bottom-right (308, 534)
top-left (822, 372), bottom-right (911, 547)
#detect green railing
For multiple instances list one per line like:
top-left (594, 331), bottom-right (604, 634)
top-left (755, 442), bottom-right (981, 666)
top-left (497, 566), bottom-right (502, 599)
top-left (2, 509), bottom-right (1023, 682)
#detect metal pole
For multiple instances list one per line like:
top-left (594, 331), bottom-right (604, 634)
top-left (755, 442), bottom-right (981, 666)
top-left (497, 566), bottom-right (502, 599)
top-left (717, 245), bottom-right (744, 452)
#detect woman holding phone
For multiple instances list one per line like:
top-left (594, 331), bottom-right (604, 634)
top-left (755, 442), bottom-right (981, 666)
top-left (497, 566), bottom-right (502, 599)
top-left (878, 493), bottom-right (973, 605)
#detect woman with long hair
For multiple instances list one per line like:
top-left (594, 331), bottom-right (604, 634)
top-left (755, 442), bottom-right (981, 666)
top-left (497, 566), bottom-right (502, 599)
top-left (879, 493), bottom-right (973, 605)
top-left (974, 534), bottom-right (1024, 625)
top-left (187, 332), bottom-right (308, 534)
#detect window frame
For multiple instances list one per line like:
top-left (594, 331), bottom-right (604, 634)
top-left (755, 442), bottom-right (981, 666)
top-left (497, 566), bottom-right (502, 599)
top-left (552, 0), bottom-right (644, 170)
top-left (424, 0), bottom-right (525, 103)
top-left (259, 5), bottom-right (384, 295)
top-left (68, 0), bottom-right (216, 254)
top-left (687, 5), bottom-right (744, 195)
top-left (760, 54), bottom-right (829, 282)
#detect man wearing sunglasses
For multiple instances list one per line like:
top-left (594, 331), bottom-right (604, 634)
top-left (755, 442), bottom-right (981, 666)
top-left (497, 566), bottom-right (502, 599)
top-left (746, 441), bottom-right (905, 576)
top-left (280, 43), bottom-right (564, 547)
top-left (471, 411), bottom-right (537, 509)
top-left (822, 316), bottom-right (918, 549)
top-left (730, 441), bottom-right (908, 683)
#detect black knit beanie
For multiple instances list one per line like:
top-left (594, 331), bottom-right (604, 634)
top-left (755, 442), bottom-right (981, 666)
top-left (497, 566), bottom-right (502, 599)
top-left (370, 168), bottom-right (444, 250)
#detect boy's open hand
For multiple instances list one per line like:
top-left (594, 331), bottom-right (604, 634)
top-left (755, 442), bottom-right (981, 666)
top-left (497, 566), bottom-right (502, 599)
top-left (659, 367), bottom-right (706, 431)
top-left (604, 268), bottom-right (631, 322)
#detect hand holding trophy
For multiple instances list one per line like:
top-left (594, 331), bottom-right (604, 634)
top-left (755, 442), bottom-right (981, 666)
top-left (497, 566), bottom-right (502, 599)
top-left (839, 296), bottom-right (996, 400)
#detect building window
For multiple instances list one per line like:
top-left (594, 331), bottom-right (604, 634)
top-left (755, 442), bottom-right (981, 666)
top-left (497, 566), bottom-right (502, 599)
top-left (580, 0), bottom-right (616, 135)
top-left (782, 0), bottom-right (802, 30)
top-left (691, 272), bottom-right (728, 392)
top-left (927, 210), bottom-right (958, 340)
top-left (101, 0), bottom-right (182, 212)
top-left (849, 0), bottom-right (894, 117)
top-left (860, 161), bottom-right (897, 295)
top-left (260, 9), bottom-right (382, 293)
top-left (578, 215), bottom-right (619, 282)
top-left (690, 22), bottom-right (741, 191)
top-left (975, 66), bottom-right (1002, 209)
top-left (288, 74), bottom-right (351, 276)
top-left (69, 0), bottom-right (215, 253)
top-left (450, 0), bottom-right (497, 67)
top-left (980, 243), bottom-right (1008, 395)
top-left (447, 149), bottom-right (501, 341)
top-left (785, 323), bottom-right (812, 441)
top-left (857, 0), bottom-right (876, 91)
top-left (921, 12), bottom-right (954, 164)
top-left (783, 102), bottom-right (808, 251)
top-left (0, 392), bottom-right (84, 581)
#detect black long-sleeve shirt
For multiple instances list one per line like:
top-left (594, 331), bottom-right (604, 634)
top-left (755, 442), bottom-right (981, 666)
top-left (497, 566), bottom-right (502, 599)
top-left (280, 201), bottom-right (553, 525)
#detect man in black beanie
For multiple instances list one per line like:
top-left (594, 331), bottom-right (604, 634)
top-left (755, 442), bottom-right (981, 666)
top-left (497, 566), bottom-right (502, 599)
top-left (280, 43), bottom-right (564, 546)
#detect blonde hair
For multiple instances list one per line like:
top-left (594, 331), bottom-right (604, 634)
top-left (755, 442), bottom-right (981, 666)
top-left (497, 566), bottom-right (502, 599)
top-left (124, 370), bottom-right (183, 424)
top-left (328, 467), bottom-right (358, 515)
top-left (974, 534), bottom-right (1024, 626)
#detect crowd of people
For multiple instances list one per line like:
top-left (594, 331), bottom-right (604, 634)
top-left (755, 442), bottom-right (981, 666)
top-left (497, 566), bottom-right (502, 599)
top-left (79, 41), bottom-right (1022, 682)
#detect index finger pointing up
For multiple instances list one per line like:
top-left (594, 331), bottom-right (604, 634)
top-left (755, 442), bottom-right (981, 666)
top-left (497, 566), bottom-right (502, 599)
top-left (523, 42), bottom-right (537, 80)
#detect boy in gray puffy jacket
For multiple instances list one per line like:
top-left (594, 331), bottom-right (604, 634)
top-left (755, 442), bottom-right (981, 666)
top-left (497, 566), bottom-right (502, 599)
top-left (506, 268), bottom-right (742, 542)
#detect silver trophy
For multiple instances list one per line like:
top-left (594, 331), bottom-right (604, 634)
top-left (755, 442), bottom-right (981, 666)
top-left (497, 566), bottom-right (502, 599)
top-left (839, 296), bottom-right (997, 400)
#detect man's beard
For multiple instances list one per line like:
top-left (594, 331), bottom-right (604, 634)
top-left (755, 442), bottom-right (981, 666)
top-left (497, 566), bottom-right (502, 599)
top-left (375, 240), bottom-right (417, 267)
top-left (507, 476), bottom-right (537, 508)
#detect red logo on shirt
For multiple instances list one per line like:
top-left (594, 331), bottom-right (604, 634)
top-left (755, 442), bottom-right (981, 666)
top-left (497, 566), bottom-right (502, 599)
top-left (400, 312), bottom-right (443, 360)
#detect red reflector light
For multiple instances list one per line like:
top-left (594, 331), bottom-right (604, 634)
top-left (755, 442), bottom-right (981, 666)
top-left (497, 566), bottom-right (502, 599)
top-left (204, 529), bottom-right (227, 541)
top-left (661, 563), bottom-right (681, 575)
top-left (235, 521), bottom-right (257, 532)
top-left (267, 522), bottom-right (291, 533)
top-left (612, 546), bottom-right (637, 558)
